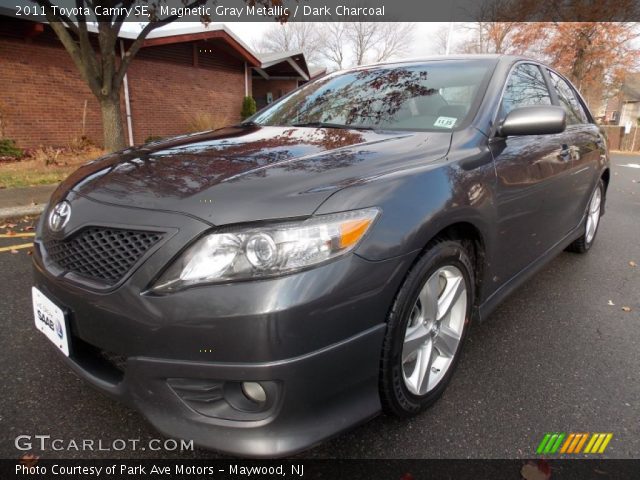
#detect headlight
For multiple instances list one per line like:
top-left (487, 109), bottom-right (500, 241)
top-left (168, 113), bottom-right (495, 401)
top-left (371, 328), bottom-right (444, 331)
top-left (151, 208), bottom-right (380, 292)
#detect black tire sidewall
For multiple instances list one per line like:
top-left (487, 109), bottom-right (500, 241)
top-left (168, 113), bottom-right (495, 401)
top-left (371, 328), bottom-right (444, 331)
top-left (381, 240), bottom-right (475, 417)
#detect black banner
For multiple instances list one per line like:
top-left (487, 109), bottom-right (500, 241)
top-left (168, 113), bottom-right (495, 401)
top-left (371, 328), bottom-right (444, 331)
top-left (3, 459), bottom-right (640, 480)
top-left (1, 0), bottom-right (640, 23)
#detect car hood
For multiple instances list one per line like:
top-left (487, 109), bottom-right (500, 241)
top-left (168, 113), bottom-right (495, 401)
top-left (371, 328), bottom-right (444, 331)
top-left (54, 125), bottom-right (451, 225)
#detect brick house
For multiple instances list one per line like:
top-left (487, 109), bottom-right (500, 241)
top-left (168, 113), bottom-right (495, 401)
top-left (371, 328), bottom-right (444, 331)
top-left (252, 51), bottom-right (327, 109)
top-left (599, 73), bottom-right (640, 127)
top-left (596, 74), bottom-right (640, 151)
top-left (0, 17), bottom-right (315, 148)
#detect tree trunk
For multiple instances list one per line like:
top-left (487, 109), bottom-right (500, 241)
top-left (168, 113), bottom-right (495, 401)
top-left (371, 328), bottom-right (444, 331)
top-left (100, 95), bottom-right (126, 152)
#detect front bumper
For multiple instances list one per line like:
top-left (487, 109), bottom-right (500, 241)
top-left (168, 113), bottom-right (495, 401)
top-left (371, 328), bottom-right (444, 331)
top-left (32, 199), bottom-right (413, 456)
top-left (61, 320), bottom-right (386, 458)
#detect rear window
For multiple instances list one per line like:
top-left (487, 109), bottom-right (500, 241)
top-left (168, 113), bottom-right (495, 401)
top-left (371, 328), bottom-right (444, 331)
top-left (548, 70), bottom-right (589, 125)
top-left (251, 61), bottom-right (493, 131)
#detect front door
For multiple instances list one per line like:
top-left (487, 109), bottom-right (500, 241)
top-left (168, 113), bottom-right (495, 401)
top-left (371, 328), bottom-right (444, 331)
top-left (546, 69), bottom-right (604, 228)
top-left (490, 62), bottom-right (577, 284)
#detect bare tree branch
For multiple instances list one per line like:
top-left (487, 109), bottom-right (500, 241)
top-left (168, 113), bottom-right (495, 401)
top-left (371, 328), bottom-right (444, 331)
top-left (34, 0), bottom-right (79, 35)
top-left (36, 2), bottom-right (102, 95)
top-left (254, 22), bottom-right (323, 65)
top-left (318, 22), bottom-right (347, 69)
top-left (373, 23), bottom-right (415, 62)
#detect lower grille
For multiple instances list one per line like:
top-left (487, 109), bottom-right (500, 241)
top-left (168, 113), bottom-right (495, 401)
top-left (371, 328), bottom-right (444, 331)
top-left (43, 227), bottom-right (163, 284)
top-left (71, 335), bottom-right (126, 383)
top-left (100, 350), bottom-right (128, 373)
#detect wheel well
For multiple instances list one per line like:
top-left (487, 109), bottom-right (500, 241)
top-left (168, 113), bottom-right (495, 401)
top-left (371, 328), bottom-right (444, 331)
top-left (429, 222), bottom-right (486, 306)
top-left (601, 168), bottom-right (610, 191)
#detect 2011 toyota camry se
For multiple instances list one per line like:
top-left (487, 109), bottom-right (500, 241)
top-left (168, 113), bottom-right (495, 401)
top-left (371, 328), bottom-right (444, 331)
top-left (33, 55), bottom-right (609, 457)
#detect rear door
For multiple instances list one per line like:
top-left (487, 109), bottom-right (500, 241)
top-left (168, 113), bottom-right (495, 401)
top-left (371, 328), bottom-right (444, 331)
top-left (546, 69), bottom-right (604, 227)
top-left (489, 62), bottom-right (576, 283)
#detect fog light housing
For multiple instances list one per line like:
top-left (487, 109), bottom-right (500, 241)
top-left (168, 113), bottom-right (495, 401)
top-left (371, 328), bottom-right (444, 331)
top-left (242, 381), bottom-right (267, 403)
top-left (168, 378), bottom-right (280, 421)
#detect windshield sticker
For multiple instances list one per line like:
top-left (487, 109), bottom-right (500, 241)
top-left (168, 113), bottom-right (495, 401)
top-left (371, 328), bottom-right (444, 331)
top-left (434, 116), bottom-right (457, 128)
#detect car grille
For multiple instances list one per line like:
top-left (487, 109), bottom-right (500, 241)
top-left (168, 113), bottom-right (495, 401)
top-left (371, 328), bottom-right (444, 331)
top-left (100, 349), bottom-right (129, 373)
top-left (43, 227), bottom-right (163, 284)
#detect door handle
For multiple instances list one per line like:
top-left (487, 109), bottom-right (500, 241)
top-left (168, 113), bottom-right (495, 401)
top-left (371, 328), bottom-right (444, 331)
top-left (559, 144), bottom-right (571, 161)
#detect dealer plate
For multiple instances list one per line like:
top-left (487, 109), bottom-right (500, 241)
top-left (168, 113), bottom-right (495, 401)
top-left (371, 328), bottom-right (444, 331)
top-left (32, 287), bottom-right (69, 356)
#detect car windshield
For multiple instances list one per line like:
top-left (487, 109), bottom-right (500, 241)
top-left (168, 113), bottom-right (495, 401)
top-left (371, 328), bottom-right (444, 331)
top-left (250, 60), bottom-right (493, 131)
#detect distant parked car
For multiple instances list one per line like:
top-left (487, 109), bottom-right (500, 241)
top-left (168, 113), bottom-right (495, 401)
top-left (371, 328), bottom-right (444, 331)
top-left (33, 55), bottom-right (609, 457)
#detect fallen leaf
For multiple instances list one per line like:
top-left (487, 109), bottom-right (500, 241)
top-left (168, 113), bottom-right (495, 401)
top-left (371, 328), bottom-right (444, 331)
top-left (19, 452), bottom-right (39, 468)
top-left (0, 224), bottom-right (6, 229)
top-left (10, 249), bottom-right (19, 254)
top-left (607, 300), bottom-right (615, 306)
top-left (27, 250), bottom-right (33, 256)
top-left (630, 261), bottom-right (637, 267)
top-left (622, 306), bottom-right (632, 312)
top-left (6, 223), bottom-right (16, 228)
top-left (5, 230), bottom-right (16, 236)
top-left (521, 461), bottom-right (551, 480)
top-left (24, 226), bottom-right (34, 231)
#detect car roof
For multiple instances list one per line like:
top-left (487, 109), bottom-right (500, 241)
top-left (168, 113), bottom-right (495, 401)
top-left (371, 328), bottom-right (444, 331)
top-left (349, 54), bottom-right (540, 71)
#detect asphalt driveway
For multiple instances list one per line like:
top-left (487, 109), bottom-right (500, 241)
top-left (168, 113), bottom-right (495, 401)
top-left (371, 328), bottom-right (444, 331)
top-left (0, 154), bottom-right (638, 460)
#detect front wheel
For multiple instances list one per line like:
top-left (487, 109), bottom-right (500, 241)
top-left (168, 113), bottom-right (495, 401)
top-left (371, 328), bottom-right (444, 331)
top-left (379, 239), bottom-right (474, 417)
top-left (567, 179), bottom-right (604, 254)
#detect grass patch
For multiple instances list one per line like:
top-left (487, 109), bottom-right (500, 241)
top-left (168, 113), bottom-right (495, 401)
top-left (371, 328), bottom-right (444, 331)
top-left (0, 146), bottom-right (104, 189)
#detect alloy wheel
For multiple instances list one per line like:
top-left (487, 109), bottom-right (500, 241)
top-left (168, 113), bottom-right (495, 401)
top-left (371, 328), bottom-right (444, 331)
top-left (585, 186), bottom-right (602, 244)
top-left (401, 266), bottom-right (467, 396)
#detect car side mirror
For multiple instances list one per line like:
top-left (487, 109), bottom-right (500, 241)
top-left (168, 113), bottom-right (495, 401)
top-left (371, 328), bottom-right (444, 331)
top-left (498, 106), bottom-right (566, 137)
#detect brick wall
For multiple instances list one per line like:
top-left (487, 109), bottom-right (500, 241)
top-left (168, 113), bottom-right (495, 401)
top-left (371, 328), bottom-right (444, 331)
top-left (0, 32), bottom-right (247, 148)
top-left (601, 125), bottom-right (640, 152)
top-left (128, 43), bottom-right (246, 144)
top-left (0, 36), bottom-right (105, 148)
top-left (601, 126), bottom-right (624, 150)
top-left (252, 78), bottom-right (298, 109)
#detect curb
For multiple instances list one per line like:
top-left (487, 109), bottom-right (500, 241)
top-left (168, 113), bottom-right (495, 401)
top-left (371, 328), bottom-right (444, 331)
top-left (0, 204), bottom-right (45, 220)
top-left (610, 150), bottom-right (640, 155)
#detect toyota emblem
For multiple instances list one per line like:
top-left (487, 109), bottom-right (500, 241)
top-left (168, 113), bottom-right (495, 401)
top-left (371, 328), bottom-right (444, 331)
top-left (48, 201), bottom-right (71, 232)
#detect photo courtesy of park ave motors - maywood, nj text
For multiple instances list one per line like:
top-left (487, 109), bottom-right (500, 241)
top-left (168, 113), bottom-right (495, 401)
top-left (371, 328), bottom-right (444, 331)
top-left (0, 0), bottom-right (639, 477)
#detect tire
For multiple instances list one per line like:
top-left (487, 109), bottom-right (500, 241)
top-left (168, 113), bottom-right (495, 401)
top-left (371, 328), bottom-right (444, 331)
top-left (380, 239), bottom-right (475, 417)
top-left (567, 179), bottom-right (604, 254)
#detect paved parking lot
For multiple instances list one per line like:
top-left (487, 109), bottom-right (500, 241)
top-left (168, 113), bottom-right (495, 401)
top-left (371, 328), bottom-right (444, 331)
top-left (0, 154), bottom-right (638, 459)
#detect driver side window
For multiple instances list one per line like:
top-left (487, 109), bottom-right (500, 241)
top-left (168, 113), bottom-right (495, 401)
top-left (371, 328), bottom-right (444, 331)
top-left (501, 64), bottom-right (552, 118)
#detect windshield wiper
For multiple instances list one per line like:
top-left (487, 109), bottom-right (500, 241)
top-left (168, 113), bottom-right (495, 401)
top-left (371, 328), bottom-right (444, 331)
top-left (291, 121), bottom-right (375, 130)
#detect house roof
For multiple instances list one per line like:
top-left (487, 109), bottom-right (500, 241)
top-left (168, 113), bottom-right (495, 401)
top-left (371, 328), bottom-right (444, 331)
top-left (253, 49), bottom-right (310, 80)
top-left (142, 26), bottom-right (311, 79)
top-left (0, 9), bottom-right (312, 78)
top-left (142, 27), bottom-right (313, 79)
top-left (260, 50), bottom-right (304, 66)
top-left (621, 73), bottom-right (640, 102)
top-left (605, 96), bottom-right (621, 112)
top-left (309, 66), bottom-right (327, 79)
top-left (135, 23), bottom-right (261, 66)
